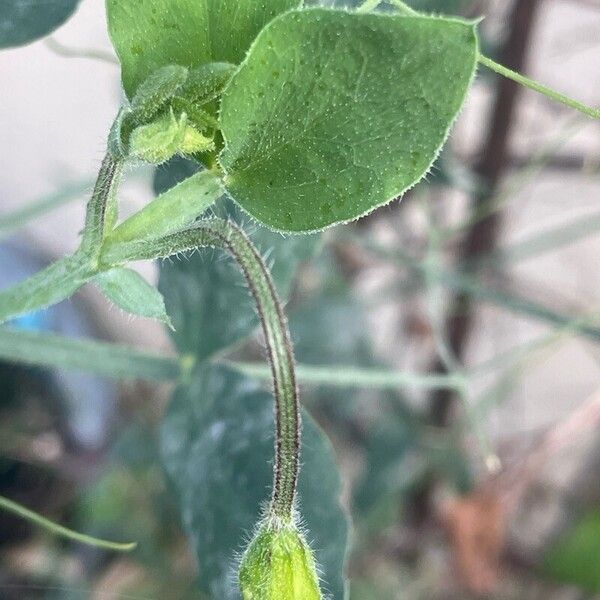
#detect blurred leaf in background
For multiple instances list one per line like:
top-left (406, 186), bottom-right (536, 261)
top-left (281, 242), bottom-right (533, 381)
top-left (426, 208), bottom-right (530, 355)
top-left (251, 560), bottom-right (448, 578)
top-left (161, 364), bottom-right (349, 599)
top-left (543, 509), bottom-right (600, 593)
top-left (0, 0), bottom-right (81, 49)
top-left (155, 158), bottom-right (320, 360)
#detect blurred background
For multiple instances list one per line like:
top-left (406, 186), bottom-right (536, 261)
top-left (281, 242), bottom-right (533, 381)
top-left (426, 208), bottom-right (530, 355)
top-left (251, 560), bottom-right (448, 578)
top-left (1, 0), bottom-right (599, 598)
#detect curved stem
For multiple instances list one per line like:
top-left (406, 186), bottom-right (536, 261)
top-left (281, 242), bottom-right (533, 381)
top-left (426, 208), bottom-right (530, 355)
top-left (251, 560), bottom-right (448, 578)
top-left (0, 495), bottom-right (136, 552)
top-left (103, 219), bottom-right (301, 521)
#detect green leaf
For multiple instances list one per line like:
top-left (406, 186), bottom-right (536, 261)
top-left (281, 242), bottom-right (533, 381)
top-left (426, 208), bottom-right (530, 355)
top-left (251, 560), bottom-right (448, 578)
top-left (0, 327), bottom-right (181, 380)
top-left (94, 267), bottom-right (173, 327)
top-left (177, 62), bottom-right (237, 108)
top-left (0, 254), bottom-right (93, 325)
top-left (352, 411), bottom-right (420, 518)
top-left (0, 0), bottom-right (80, 49)
top-left (220, 9), bottom-right (478, 232)
top-left (129, 65), bottom-right (189, 125)
top-left (161, 365), bottom-right (349, 599)
top-left (155, 160), bottom-right (320, 360)
top-left (543, 510), bottom-right (600, 593)
top-left (106, 0), bottom-right (301, 98)
top-left (108, 170), bottom-right (223, 245)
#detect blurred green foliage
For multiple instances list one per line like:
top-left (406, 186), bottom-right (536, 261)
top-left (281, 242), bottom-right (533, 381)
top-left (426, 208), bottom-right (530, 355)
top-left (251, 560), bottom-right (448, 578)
top-left (543, 510), bottom-right (600, 593)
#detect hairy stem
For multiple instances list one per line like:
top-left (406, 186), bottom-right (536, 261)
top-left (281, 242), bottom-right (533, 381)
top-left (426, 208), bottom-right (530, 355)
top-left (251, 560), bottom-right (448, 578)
top-left (0, 153), bottom-right (123, 324)
top-left (0, 254), bottom-right (93, 325)
top-left (103, 219), bottom-right (301, 520)
top-left (0, 495), bottom-right (136, 552)
top-left (80, 152), bottom-right (123, 258)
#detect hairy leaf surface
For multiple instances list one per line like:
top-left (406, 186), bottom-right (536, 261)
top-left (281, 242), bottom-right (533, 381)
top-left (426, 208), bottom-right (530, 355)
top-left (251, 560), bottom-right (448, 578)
top-left (95, 267), bottom-right (172, 327)
top-left (220, 9), bottom-right (478, 232)
top-left (106, 0), bottom-right (301, 97)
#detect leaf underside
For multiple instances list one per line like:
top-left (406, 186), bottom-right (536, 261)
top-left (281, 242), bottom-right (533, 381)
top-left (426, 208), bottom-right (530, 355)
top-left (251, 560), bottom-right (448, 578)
top-left (220, 9), bottom-right (478, 232)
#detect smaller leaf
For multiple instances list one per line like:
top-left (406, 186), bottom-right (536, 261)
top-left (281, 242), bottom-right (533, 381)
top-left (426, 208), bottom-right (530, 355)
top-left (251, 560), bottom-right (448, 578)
top-left (106, 0), bottom-right (301, 98)
top-left (178, 62), bottom-right (237, 108)
top-left (129, 64), bottom-right (189, 125)
top-left (95, 267), bottom-right (173, 327)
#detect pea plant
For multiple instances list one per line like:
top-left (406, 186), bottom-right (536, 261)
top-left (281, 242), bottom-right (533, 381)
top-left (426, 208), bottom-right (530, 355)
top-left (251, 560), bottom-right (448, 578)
top-left (0, 0), bottom-right (598, 598)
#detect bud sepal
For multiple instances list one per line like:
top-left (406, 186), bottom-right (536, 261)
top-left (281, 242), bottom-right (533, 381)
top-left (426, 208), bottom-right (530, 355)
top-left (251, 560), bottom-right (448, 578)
top-left (239, 517), bottom-right (322, 600)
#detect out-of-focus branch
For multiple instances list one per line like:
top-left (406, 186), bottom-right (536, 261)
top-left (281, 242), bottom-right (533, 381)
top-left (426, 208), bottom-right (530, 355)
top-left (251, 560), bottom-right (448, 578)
top-left (429, 0), bottom-right (543, 427)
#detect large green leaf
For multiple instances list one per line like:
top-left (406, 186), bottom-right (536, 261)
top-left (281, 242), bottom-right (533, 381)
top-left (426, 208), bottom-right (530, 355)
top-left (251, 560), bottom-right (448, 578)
top-left (106, 0), bottom-right (301, 98)
top-left (220, 9), bottom-right (478, 232)
top-left (155, 160), bottom-right (319, 360)
top-left (0, 0), bottom-right (80, 49)
top-left (161, 365), bottom-right (349, 599)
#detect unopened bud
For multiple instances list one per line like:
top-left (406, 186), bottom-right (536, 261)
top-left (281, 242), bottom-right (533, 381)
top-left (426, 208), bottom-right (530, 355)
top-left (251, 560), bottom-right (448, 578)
top-left (129, 109), bottom-right (214, 164)
top-left (239, 520), bottom-right (322, 600)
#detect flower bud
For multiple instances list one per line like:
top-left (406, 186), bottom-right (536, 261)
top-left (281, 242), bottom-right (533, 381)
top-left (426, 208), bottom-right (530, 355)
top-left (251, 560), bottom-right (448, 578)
top-left (129, 109), bottom-right (214, 164)
top-left (239, 520), bottom-right (322, 600)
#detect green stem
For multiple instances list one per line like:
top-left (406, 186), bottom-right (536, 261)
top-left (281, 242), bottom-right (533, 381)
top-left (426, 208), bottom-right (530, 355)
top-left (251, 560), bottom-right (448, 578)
top-left (102, 220), bottom-right (301, 521)
top-left (80, 152), bottom-right (123, 258)
top-left (44, 37), bottom-right (119, 65)
top-left (479, 54), bottom-right (600, 120)
top-left (0, 495), bottom-right (136, 552)
top-left (224, 360), bottom-right (465, 391)
top-left (0, 148), bottom-right (124, 324)
top-left (0, 326), bottom-right (183, 380)
top-left (0, 254), bottom-right (94, 325)
top-left (0, 324), bottom-right (465, 389)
